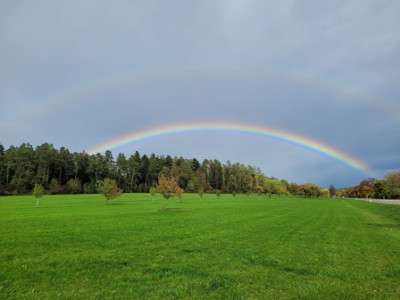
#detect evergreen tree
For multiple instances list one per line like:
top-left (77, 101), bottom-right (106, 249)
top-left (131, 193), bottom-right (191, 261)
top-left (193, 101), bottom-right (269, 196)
top-left (11, 143), bottom-right (35, 193)
top-left (34, 143), bottom-right (56, 186)
top-left (328, 185), bottom-right (336, 197)
top-left (116, 153), bottom-right (128, 189)
top-left (127, 151), bottom-right (141, 192)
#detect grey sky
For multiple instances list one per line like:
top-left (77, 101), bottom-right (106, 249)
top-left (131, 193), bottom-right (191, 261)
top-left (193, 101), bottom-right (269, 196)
top-left (1, 0), bottom-right (399, 187)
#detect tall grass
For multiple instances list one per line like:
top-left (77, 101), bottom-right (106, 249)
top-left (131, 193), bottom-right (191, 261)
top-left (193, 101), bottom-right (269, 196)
top-left (1, 194), bottom-right (399, 299)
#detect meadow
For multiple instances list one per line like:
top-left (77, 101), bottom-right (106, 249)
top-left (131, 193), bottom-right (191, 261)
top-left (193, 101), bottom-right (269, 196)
top-left (0, 193), bottom-right (399, 299)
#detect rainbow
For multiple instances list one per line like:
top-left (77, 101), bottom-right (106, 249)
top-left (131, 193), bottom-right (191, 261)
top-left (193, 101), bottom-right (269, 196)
top-left (88, 121), bottom-right (373, 176)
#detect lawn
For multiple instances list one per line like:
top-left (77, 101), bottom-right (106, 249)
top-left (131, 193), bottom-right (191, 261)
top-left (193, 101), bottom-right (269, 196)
top-left (0, 193), bottom-right (399, 299)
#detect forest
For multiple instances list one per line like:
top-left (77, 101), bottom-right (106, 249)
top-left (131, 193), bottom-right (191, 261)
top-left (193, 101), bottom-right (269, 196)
top-left (0, 142), bottom-right (399, 199)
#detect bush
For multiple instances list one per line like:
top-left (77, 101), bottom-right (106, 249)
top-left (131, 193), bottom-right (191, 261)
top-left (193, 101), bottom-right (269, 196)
top-left (83, 182), bottom-right (97, 194)
top-left (67, 179), bottom-right (82, 194)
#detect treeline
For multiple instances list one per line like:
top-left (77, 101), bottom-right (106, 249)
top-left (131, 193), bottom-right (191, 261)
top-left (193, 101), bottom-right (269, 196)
top-left (337, 174), bottom-right (400, 199)
top-left (0, 142), bottom-right (335, 197)
top-left (1, 141), bottom-right (398, 199)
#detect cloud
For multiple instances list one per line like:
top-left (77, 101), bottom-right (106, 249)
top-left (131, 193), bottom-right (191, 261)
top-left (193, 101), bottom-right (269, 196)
top-left (1, 1), bottom-right (399, 188)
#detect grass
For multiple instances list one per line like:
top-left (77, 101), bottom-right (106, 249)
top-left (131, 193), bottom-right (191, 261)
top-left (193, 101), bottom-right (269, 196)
top-left (0, 193), bottom-right (399, 299)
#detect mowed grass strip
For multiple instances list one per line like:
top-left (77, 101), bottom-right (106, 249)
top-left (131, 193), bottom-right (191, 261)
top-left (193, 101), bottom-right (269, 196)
top-left (0, 194), bottom-right (399, 299)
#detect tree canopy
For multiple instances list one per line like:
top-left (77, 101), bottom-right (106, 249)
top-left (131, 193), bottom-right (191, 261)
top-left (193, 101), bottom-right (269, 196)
top-left (156, 175), bottom-right (183, 210)
top-left (96, 178), bottom-right (122, 204)
top-left (32, 183), bottom-right (44, 207)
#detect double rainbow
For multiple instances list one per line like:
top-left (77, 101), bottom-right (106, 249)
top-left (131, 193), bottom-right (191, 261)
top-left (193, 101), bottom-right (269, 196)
top-left (2, 65), bottom-right (399, 132)
top-left (88, 121), bottom-right (373, 176)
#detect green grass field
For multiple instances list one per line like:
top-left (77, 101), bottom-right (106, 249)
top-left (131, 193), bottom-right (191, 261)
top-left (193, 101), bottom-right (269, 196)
top-left (1, 194), bottom-right (399, 299)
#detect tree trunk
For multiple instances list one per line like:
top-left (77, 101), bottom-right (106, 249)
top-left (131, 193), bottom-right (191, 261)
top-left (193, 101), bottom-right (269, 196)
top-left (162, 198), bottom-right (167, 210)
top-left (6, 168), bottom-right (9, 186)
top-left (117, 168), bottom-right (121, 188)
top-left (36, 198), bottom-right (39, 207)
top-left (130, 173), bottom-right (134, 192)
top-left (59, 167), bottom-right (62, 185)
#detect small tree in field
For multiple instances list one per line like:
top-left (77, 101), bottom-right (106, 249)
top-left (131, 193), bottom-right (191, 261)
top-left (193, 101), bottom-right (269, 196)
top-left (33, 183), bottom-right (44, 207)
top-left (97, 178), bottom-right (122, 205)
top-left (177, 186), bottom-right (184, 203)
top-left (215, 189), bottom-right (221, 200)
top-left (157, 175), bottom-right (183, 210)
top-left (149, 187), bottom-right (157, 202)
top-left (198, 188), bottom-right (204, 201)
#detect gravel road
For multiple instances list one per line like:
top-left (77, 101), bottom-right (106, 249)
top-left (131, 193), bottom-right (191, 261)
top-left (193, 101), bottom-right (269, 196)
top-left (356, 198), bottom-right (400, 206)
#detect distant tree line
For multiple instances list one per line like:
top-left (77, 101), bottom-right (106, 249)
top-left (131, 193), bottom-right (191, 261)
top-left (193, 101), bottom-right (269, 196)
top-left (337, 173), bottom-right (400, 200)
top-left (1, 142), bottom-right (397, 199)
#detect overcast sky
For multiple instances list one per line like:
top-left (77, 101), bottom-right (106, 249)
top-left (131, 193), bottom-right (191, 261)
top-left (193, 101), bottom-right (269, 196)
top-left (1, 0), bottom-right (399, 188)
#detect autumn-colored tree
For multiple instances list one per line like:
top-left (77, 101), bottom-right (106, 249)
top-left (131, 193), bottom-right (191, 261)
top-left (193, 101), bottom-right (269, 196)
top-left (357, 179), bottom-right (375, 198)
top-left (97, 178), bottom-right (122, 205)
top-left (287, 183), bottom-right (301, 196)
top-left (33, 183), bottom-right (44, 207)
top-left (301, 182), bottom-right (321, 197)
top-left (320, 188), bottom-right (331, 198)
top-left (255, 185), bottom-right (264, 198)
top-left (276, 186), bottom-right (288, 196)
top-left (156, 175), bottom-right (183, 210)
